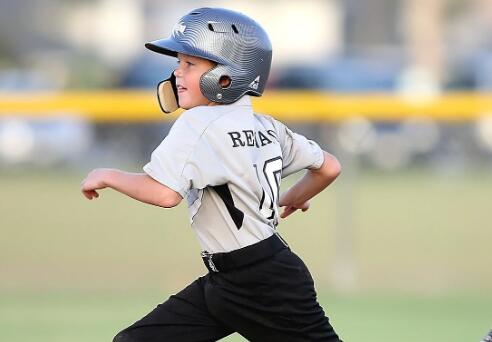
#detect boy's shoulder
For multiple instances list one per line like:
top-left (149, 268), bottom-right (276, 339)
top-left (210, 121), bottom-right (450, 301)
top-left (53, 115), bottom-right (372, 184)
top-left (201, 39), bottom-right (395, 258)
top-left (253, 112), bottom-right (288, 135)
top-left (253, 112), bottom-right (276, 124)
top-left (174, 105), bottom-right (224, 136)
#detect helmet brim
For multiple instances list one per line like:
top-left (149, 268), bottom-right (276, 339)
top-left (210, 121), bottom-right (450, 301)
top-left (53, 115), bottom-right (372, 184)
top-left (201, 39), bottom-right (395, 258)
top-left (145, 39), bottom-right (181, 57)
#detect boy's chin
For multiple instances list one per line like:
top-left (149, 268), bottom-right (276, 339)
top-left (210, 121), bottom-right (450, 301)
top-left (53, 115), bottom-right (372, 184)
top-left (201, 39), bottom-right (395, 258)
top-left (177, 99), bottom-right (191, 110)
top-left (177, 97), bottom-right (195, 109)
top-left (179, 101), bottom-right (214, 110)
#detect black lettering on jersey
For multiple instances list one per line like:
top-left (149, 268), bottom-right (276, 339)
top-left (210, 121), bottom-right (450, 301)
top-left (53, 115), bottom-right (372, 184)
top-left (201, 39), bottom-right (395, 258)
top-left (227, 132), bottom-right (245, 147)
top-left (228, 130), bottom-right (276, 148)
top-left (258, 131), bottom-right (273, 146)
top-left (211, 184), bottom-right (244, 230)
top-left (267, 130), bottom-right (278, 140)
top-left (243, 130), bottom-right (255, 146)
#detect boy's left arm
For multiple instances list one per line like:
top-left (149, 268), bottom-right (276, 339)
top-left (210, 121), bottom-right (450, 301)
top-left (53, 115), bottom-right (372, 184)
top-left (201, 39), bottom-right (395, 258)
top-left (278, 151), bottom-right (340, 218)
top-left (81, 168), bottom-right (182, 208)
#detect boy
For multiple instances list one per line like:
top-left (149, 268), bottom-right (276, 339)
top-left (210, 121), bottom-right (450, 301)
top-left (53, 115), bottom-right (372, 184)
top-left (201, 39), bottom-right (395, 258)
top-left (81, 7), bottom-right (342, 342)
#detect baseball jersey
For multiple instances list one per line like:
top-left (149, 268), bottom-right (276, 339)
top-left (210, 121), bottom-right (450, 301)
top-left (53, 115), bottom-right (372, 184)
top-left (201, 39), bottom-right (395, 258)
top-left (143, 95), bottom-right (324, 253)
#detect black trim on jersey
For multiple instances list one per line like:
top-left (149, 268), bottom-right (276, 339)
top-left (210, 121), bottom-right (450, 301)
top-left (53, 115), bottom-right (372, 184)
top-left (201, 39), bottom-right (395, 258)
top-left (211, 184), bottom-right (244, 230)
top-left (253, 163), bottom-right (265, 211)
top-left (259, 189), bottom-right (266, 211)
top-left (262, 156), bottom-right (283, 223)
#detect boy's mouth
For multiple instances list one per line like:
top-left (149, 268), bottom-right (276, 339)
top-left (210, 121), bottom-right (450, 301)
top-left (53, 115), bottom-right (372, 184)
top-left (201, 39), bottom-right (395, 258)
top-left (177, 85), bottom-right (187, 93)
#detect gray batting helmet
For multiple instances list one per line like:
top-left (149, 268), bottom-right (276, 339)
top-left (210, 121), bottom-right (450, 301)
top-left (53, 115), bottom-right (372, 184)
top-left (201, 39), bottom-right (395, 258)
top-left (145, 7), bottom-right (272, 106)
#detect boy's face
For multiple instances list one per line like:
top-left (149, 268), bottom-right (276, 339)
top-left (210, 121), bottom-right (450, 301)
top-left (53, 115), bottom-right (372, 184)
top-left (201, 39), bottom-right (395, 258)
top-left (174, 53), bottom-right (216, 109)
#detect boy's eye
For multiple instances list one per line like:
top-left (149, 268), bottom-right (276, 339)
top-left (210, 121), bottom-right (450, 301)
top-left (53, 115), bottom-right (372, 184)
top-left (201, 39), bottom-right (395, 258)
top-left (176, 60), bottom-right (194, 66)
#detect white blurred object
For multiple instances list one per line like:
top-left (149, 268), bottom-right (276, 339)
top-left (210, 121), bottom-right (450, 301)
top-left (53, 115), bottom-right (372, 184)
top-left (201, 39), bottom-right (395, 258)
top-left (396, 65), bottom-right (441, 103)
top-left (401, 118), bottom-right (440, 153)
top-left (370, 131), bottom-right (412, 170)
top-left (337, 117), bottom-right (376, 154)
top-left (0, 118), bottom-right (92, 166)
top-left (64, 0), bottom-right (143, 66)
top-left (331, 259), bottom-right (357, 292)
top-left (0, 119), bottom-right (35, 163)
top-left (215, 0), bottom-right (342, 65)
top-left (474, 115), bottom-right (492, 151)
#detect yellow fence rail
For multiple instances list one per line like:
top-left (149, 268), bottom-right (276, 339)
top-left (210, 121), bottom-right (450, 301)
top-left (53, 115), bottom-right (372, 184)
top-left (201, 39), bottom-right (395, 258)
top-left (0, 90), bottom-right (491, 122)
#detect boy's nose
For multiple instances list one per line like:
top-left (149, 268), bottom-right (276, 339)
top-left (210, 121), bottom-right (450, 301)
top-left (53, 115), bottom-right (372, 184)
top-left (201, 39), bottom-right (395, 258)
top-left (173, 68), bottom-right (182, 77)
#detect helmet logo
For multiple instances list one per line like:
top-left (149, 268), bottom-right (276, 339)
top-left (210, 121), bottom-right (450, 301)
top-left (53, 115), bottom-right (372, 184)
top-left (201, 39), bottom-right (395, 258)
top-left (248, 76), bottom-right (260, 90)
top-left (173, 22), bottom-right (186, 35)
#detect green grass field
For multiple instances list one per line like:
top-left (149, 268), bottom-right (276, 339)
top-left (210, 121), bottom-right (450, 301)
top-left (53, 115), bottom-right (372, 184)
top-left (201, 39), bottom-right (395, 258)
top-left (1, 168), bottom-right (491, 341)
top-left (1, 291), bottom-right (490, 341)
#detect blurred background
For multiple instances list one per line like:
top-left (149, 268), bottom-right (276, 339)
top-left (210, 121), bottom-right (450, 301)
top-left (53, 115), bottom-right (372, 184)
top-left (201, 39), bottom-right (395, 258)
top-left (0, 0), bottom-right (491, 341)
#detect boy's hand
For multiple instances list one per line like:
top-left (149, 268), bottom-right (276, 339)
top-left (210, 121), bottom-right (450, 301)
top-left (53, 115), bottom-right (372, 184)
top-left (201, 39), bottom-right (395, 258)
top-left (81, 168), bottom-right (112, 200)
top-left (279, 197), bottom-right (310, 219)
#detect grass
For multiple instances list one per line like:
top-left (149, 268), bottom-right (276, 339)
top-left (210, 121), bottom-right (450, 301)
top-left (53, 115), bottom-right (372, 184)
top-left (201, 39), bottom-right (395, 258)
top-left (0, 291), bottom-right (490, 342)
top-left (1, 168), bottom-right (491, 341)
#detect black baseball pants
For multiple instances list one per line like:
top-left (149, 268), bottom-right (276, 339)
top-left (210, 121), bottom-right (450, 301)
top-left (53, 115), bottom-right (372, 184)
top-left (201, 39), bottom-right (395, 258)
top-left (113, 248), bottom-right (342, 341)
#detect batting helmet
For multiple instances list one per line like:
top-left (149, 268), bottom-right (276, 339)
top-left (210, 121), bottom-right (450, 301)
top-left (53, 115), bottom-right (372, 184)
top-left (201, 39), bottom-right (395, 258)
top-left (145, 7), bottom-right (272, 108)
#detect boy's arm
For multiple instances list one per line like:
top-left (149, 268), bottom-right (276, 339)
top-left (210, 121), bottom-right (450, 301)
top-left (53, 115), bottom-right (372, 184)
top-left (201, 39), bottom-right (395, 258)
top-left (278, 151), bottom-right (340, 218)
top-left (81, 168), bottom-right (182, 208)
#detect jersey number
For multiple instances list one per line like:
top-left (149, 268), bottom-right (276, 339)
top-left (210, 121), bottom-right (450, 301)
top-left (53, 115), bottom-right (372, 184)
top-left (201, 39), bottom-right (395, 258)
top-left (257, 157), bottom-right (283, 227)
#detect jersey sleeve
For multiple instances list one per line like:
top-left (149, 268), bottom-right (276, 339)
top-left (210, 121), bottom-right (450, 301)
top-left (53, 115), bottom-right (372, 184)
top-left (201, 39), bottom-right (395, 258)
top-left (273, 120), bottom-right (325, 178)
top-left (143, 110), bottom-right (226, 198)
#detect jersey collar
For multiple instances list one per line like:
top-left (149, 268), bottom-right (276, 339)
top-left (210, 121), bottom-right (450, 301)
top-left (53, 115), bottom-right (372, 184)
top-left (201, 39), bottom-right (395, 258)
top-left (229, 95), bottom-right (251, 107)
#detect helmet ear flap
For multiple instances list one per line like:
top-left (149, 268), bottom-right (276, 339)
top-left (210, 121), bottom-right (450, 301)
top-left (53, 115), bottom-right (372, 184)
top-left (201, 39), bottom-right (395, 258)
top-left (200, 65), bottom-right (242, 104)
top-left (157, 72), bottom-right (179, 113)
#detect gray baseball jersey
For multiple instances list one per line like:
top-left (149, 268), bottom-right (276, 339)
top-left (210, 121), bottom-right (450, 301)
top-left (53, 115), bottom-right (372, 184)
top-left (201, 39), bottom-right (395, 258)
top-left (143, 96), bottom-right (324, 254)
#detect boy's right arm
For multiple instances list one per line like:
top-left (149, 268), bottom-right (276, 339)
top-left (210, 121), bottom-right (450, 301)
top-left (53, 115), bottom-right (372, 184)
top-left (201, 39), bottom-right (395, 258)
top-left (81, 168), bottom-right (182, 208)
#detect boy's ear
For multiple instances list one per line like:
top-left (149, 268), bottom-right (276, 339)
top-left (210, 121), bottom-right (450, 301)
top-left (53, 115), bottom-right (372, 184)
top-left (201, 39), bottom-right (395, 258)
top-left (157, 72), bottom-right (179, 113)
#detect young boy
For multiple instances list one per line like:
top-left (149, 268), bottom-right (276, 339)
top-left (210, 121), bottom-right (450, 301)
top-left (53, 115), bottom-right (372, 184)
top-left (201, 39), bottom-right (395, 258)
top-left (81, 7), bottom-right (342, 342)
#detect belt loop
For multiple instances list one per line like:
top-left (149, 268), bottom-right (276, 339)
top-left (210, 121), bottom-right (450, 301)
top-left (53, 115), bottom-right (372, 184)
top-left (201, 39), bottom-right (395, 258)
top-left (201, 251), bottom-right (219, 272)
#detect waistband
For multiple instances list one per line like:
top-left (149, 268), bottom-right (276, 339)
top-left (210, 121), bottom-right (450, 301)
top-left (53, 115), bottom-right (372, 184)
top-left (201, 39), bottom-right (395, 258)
top-left (201, 233), bottom-right (289, 273)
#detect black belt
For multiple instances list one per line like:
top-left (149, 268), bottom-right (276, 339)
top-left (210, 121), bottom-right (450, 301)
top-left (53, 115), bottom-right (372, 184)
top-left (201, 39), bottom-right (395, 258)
top-left (201, 233), bottom-right (289, 273)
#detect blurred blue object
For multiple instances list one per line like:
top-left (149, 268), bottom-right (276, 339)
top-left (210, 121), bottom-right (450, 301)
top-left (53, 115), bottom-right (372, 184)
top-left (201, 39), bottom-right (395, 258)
top-left (117, 52), bottom-right (176, 88)
top-left (272, 55), bottom-right (402, 91)
top-left (119, 52), bottom-right (403, 92)
top-left (0, 69), bottom-right (57, 91)
top-left (473, 53), bottom-right (492, 90)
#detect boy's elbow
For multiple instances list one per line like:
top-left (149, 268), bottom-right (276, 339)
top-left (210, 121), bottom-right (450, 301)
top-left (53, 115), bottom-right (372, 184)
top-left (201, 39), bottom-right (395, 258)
top-left (322, 152), bottom-right (341, 179)
top-left (330, 157), bottom-right (342, 178)
top-left (157, 191), bottom-right (182, 208)
top-left (145, 175), bottom-right (183, 208)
